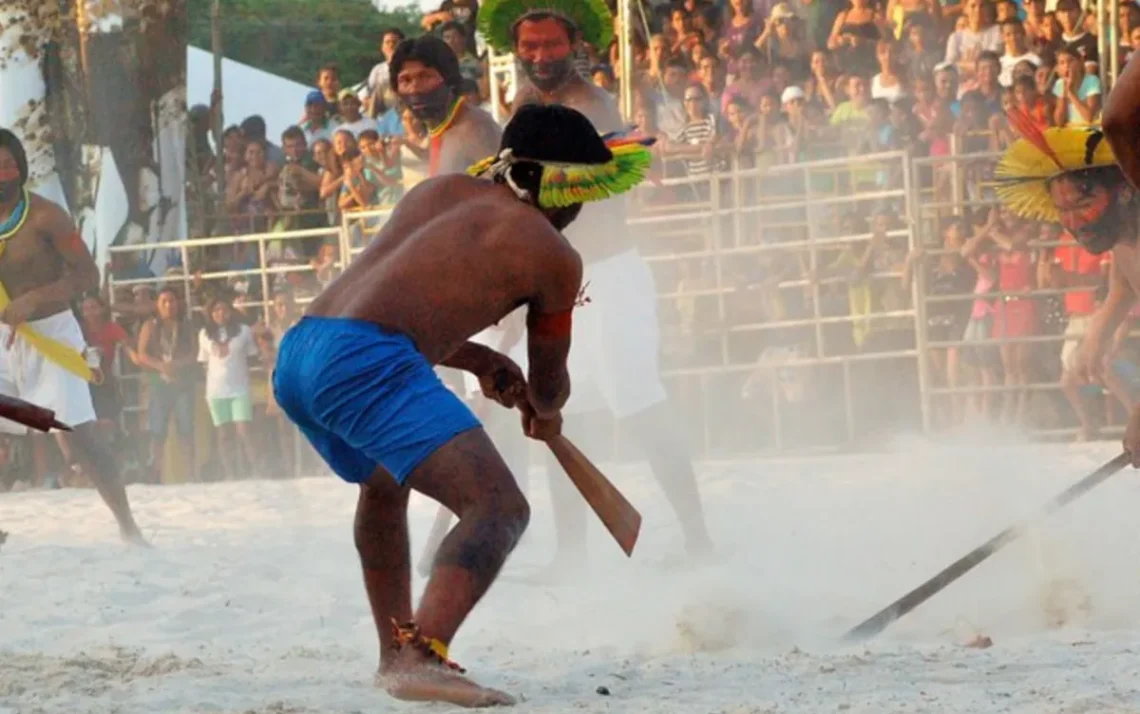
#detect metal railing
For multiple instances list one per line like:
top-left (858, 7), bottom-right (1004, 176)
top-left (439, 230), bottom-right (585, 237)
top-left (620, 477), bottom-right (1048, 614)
top-left (104, 143), bottom-right (1115, 460)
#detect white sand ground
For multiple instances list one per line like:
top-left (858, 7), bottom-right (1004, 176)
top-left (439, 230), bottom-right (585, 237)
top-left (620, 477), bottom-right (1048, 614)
top-left (4, 435), bottom-right (1140, 713)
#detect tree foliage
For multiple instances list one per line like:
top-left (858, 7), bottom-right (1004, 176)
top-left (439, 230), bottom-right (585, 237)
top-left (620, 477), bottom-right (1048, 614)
top-left (188, 0), bottom-right (422, 88)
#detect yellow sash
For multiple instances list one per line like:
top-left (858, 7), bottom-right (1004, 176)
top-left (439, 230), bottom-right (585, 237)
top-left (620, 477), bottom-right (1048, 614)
top-left (0, 241), bottom-right (93, 383)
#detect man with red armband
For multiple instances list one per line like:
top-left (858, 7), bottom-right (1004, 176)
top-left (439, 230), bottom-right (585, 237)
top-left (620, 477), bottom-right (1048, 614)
top-left (0, 129), bottom-right (146, 546)
top-left (272, 105), bottom-right (655, 707)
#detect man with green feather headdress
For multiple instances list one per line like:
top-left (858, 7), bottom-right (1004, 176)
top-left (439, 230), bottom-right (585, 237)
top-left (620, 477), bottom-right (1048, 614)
top-left (271, 104), bottom-right (656, 708)
top-left (473, 0), bottom-right (715, 577)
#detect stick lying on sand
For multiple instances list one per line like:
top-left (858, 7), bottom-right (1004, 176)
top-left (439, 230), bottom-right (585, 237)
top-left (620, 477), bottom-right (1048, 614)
top-left (0, 394), bottom-right (71, 433)
top-left (843, 452), bottom-right (1131, 641)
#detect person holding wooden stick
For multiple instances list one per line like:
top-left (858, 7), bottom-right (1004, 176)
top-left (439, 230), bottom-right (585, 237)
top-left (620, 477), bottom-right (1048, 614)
top-left (995, 110), bottom-right (1140, 461)
top-left (271, 105), bottom-right (655, 708)
top-left (0, 129), bottom-right (146, 546)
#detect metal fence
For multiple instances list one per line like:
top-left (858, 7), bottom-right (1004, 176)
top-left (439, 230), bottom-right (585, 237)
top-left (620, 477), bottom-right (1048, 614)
top-left (105, 144), bottom-right (1117, 461)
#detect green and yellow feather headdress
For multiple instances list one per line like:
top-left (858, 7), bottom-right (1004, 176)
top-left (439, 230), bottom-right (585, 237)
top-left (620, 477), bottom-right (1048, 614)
top-left (467, 132), bottom-right (656, 209)
top-left (478, 0), bottom-right (614, 54)
top-left (994, 113), bottom-right (1118, 222)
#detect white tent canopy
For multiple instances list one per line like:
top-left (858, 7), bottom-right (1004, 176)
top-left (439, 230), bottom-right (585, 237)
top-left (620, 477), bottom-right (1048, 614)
top-left (187, 46), bottom-right (314, 144)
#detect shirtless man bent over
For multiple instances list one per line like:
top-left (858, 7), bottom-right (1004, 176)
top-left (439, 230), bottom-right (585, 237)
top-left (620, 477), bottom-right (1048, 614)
top-left (271, 105), bottom-right (654, 707)
top-left (996, 102), bottom-right (1140, 462)
top-left (0, 129), bottom-right (145, 545)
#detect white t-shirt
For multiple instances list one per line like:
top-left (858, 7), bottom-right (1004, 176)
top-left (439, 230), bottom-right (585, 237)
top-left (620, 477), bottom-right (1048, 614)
top-left (999, 52), bottom-right (1041, 86)
top-left (339, 117), bottom-right (379, 137)
top-left (197, 324), bottom-right (259, 400)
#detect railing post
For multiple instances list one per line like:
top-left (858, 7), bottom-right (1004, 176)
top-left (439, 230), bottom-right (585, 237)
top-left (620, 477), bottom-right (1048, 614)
top-left (904, 152), bottom-right (933, 435)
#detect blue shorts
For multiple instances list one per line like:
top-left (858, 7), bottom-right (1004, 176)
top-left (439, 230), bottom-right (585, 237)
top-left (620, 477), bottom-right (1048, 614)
top-left (272, 317), bottom-right (481, 485)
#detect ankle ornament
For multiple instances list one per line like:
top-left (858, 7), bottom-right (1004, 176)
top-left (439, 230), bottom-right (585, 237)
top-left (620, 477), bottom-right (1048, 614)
top-left (390, 619), bottom-right (466, 673)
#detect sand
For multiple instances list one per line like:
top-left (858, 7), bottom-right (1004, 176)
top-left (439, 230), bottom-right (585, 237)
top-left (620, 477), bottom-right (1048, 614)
top-left (4, 436), bottom-right (1140, 713)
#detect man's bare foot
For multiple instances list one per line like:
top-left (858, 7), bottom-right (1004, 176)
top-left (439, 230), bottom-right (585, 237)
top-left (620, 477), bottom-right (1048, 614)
top-left (121, 528), bottom-right (151, 548)
top-left (377, 649), bottom-right (515, 708)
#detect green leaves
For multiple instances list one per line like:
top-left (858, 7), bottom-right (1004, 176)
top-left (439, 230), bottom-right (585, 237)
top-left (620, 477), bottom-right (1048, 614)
top-left (188, 0), bottom-right (422, 87)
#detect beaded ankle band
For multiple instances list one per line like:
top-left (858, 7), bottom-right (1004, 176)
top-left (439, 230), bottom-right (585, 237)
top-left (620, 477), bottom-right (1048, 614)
top-left (391, 619), bottom-right (466, 673)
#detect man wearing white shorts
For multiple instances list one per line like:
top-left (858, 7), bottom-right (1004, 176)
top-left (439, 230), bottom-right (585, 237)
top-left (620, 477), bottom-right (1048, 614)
top-left (475, 0), bottom-right (714, 575)
top-left (0, 129), bottom-right (146, 545)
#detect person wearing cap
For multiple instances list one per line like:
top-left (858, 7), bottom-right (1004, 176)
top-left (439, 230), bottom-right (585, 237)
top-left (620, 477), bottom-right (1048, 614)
top-left (300, 91), bottom-right (339, 146)
top-left (336, 89), bottom-right (378, 137)
top-left (272, 105), bottom-right (656, 707)
top-left (390, 35), bottom-right (501, 178)
top-left (754, 2), bottom-right (810, 80)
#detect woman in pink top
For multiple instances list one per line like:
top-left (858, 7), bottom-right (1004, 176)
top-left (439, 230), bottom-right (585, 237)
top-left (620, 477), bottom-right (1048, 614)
top-left (987, 209), bottom-right (1039, 424)
top-left (960, 229), bottom-right (1000, 420)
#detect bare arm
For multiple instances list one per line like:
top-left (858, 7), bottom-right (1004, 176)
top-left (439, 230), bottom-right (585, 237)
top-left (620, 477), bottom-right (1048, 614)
top-left (1086, 260), bottom-right (1138, 359)
top-left (135, 320), bottom-right (164, 372)
top-left (439, 341), bottom-right (503, 374)
top-left (525, 246), bottom-right (584, 416)
top-left (1104, 57), bottom-right (1140, 189)
top-left (23, 201), bottom-right (99, 314)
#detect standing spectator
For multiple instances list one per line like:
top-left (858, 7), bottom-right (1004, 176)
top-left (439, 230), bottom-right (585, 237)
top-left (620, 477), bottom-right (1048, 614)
top-left (316, 64), bottom-right (344, 119)
top-left (999, 20), bottom-right (1042, 87)
top-left (886, 0), bottom-right (942, 39)
top-left (871, 39), bottom-right (907, 101)
top-left (826, 0), bottom-right (884, 76)
top-left (658, 56), bottom-right (693, 136)
top-left (721, 47), bottom-right (768, 116)
top-left (239, 115), bottom-right (285, 166)
top-left (226, 140), bottom-right (279, 235)
top-left (198, 297), bottom-right (263, 481)
top-left (806, 49), bottom-right (840, 110)
top-left (337, 147), bottom-right (380, 213)
top-left (756, 3), bottom-right (811, 80)
top-left (421, 0), bottom-right (480, 55)
top-left (441, 21), bottom-right (484, 84)
top-left (987, 210), bottom-right (1039, 424)
top-left (260, 288), bottom-right (301, 476)
top-left (934, 62), bottom-right (962, 115)
top-left (900, 18), bottom-right (942, 82)
top-left (1052, 45), bottom-right (1102, 126)
top-left (312, 138), bottom-right (342, 226)
top-left (1052, 231), bottom-right (1110, 440)
top-left (136, 288), bottom-right (197, 483)
top-left (1012, 73), bottom-right (1053, 131)
top-left (300, 91), bottom-right (338, 146)
top-left (336, 90), bottom-right (378, 137)
top-left (830, 74), bottom-right (873, 147)
top-left (945, 0), bottom-right (1003, 85)
top-left (959, 51), bottom-right (1003, 118)
top-left (275, 126), bottom-right (323, 235)
top-left (363, 27), bottom-right (407, 119)
top-left (667, 83), bottom-right (720, 182)
top-left (696, 54), bottom-right (725, 107)
top-left (901, 218), bottom-right (976, 427)
top-left (724, 0), bottom-right (763, 51)
top-left (80, 295), bottom-right (133, 446)
top-left (1055, 0), bottom-right (1099, 67)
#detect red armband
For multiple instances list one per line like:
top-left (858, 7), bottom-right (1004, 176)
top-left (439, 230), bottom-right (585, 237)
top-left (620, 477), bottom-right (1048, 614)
top-left (528, 309), bottom-right (573, 338)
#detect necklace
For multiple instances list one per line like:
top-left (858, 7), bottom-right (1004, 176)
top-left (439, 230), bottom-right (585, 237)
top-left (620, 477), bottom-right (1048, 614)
top-left (428, 97), bottom-right (467, 177)
top-left (0, 188), bottom-right (30, 241)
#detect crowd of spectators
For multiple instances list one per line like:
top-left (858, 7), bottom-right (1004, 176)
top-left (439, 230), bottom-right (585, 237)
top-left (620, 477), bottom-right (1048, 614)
top-left (3, 0), bottom-right (1136, 490)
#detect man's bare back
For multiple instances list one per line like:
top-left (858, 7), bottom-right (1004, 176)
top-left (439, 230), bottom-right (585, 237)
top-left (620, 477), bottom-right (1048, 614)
top-left (0, 194), bottom-right (98, 321)
top-left (308, 174), bottom-right (582, 365)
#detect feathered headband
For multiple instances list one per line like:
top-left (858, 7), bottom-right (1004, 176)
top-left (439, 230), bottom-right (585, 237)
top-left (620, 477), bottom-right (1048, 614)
top-left (994, 112), bottom-right (1119, 222)
top-left (478, 0), bottom-right (614, 54)
top-left (467, 131), bottom-right (656, 209)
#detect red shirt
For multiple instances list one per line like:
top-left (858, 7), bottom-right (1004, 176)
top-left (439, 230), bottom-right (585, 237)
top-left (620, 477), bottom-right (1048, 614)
top-left (1054, 232), bottom-right (1107, 316)
top-left (84, 321), bottom-right (129, 372)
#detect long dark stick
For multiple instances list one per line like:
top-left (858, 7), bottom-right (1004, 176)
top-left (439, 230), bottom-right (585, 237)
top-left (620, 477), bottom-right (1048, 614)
top-left (843, 452), bottom-right (1131, 642)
